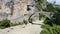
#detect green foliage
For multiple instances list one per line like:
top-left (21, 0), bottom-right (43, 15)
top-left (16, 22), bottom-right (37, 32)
top-left (43, 3), bottom-right (60, 12)
top-left (35, 0), bottom-right (43, 3)
top-left (40, 24), bottom-right (60, 34)
top-left (54, 13), bottom-right (60, 25)
top-left (36, 0), bottom-right (56, 12)
top-left (40, 14), bottom-right (60, 34)
top-left (10, 22), bottom-right (23, 26)
top-left (0, 19), bottom-right (24, 29)
top-left (40, 11), bottom-right (60, 34)
top-left (39, 1), bottom-right (60, 34)
top-left (0, 19), bottom-right (10, 29)
top-left (54, 7), bottom-right (60, 12)
top-left (35, 0), bottom-right (43, 11)
top-left (47, 3), bottom-right (54, 12)
top-left (43, 18), bottom-right (53, 26)
top-left (36, 0), bottom-right (60, 12)
top-left (44, 3), bottom-right (55, 12)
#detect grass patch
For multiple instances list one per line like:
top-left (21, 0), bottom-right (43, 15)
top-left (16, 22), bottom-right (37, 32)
top-left (0, 19), bottom-right (25, 29)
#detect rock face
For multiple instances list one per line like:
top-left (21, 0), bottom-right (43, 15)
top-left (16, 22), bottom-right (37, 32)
top-left (0, 0), bottom-right (39, 23)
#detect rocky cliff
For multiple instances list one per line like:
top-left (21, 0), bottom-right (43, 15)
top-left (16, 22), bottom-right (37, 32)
top-left (0, 0), bottom-right (39, 23)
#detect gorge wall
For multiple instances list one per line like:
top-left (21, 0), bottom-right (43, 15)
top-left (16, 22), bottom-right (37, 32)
top-left (0, 0), bottom-right (39, 23)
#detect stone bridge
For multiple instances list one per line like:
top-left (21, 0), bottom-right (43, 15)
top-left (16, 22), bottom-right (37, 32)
top-left (39, 11), bottom-right (54, 19)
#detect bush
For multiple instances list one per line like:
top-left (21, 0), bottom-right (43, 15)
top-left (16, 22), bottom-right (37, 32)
top-left (40, 13), bottom-right (60, 34)
top-left (40, 24), bottom-right (60, 34)
top-left (35, 0), bottom-right (43, 11)
top-left (0, 19), bottom-right (10, 29)
top-left (0, 19), bottom-right (27, 29)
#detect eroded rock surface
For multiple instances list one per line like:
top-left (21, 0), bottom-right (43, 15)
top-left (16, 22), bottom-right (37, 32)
top-left (0, 0), bottom-right (39, 23)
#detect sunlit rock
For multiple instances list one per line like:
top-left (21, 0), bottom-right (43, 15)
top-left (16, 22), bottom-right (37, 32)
top-left (0, 0), bottom-right (40, 23)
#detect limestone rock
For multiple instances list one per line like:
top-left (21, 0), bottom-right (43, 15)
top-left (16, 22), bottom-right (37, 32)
top-left (0, 0), bottom-right (39, 23)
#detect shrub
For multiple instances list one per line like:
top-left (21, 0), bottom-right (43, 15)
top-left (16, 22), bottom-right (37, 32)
top-left (0, 19), bottom-right (23, 29)
top-left (0, 19), bottom-right (10, 29)
top-left (35, 0), bottom-right (43, 11)
top-left (40, 13), bottom-right (60, 34)
top-left (40, 24), bottom-right (60, 34)
top-left (40, 15), bottom-right (60, 34)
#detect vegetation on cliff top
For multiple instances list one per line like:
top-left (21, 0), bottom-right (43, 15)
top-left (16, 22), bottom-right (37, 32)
top-left (35, 0), bottom-right (60, 34)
